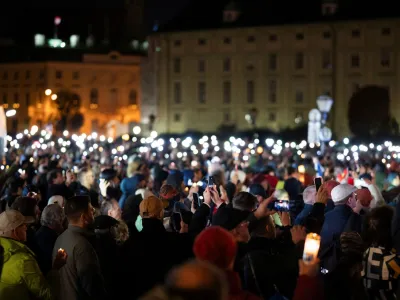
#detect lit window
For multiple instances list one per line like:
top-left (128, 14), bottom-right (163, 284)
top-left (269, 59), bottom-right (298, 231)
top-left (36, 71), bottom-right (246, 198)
top-left (90, 88), bottom-right (98, 109)
top-left (129, 89), bottom-right (138, 106)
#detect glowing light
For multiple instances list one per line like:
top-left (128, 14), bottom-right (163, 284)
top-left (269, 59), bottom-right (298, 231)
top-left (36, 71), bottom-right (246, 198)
top-left (63, 130), bottom-right (69, 137)
top-left (5, 110), bottom-right (16, 117)
top-left (45, 89), bottom-right (52, 96)
top-left (343, 138), bottom-right (349, 145)
top-left (51, 94), bottom-right (57, 101)
top-left (133, 126), bottom-right (141, 135)
top-left (150, 131), bottom-right (158, 138)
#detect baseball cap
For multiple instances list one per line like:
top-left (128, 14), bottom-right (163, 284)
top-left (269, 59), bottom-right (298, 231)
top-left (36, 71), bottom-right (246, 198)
top-left (0, 210), bottom-right (35, 235)
top-left (140, 196), bottom-right (164, 218)
top-left (331, 184), bottom-right (357, 203)
top-left (212, 206), bottom-right (250, 231)
top-left (248, 184), bottom-right (267, 199)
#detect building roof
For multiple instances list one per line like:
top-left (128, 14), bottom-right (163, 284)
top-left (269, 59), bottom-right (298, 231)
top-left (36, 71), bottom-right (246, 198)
top-left (157, 0), bottom-right (400, 33)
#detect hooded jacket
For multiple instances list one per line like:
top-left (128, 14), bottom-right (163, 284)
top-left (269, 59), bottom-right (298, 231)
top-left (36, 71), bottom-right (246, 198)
top-left (0, 236), bottom-right (53, 300)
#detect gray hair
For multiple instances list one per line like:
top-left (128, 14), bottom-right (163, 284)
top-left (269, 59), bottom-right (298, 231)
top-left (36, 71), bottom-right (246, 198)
top-left (41, 204), bottom-right (65, 228)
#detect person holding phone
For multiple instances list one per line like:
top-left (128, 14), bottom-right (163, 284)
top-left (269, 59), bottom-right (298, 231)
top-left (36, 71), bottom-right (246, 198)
top-left (294, 186), bottom-right (317, 225)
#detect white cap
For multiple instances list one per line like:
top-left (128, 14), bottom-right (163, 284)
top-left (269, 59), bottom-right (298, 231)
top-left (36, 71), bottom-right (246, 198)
top-left (303, 185), bottom-right (317, 205)
top-left (48, 195), bottom-right (65, 208)
top-left (331, 184), bottom-right (357, 203)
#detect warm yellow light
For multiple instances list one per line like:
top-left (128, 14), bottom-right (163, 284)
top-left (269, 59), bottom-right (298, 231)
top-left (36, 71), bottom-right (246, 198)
top-left (256, 146), bottom-right (264, 154)
top-left (122, 134), bottom-right (130, 141)
top-left (51, 94), bottom-right (57, 101)
top-left (45, 89), bottom-right (52, 96)
top-left (298, 165), bottom-right (306, 174)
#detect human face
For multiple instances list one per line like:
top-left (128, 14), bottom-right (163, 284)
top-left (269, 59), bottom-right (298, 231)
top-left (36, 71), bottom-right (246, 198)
top-left (83, 203), bottom-right (95, 226)
top-left (108, 200), bottom-right (122, 220)
top-left (85, 170), bottom-right (95, 187)
top-left (54, 172), bottom-right (65, 185)
top-left (232, 222), bottom-right (250, 243)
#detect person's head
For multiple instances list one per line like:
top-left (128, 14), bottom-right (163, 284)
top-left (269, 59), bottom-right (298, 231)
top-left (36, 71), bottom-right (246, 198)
top-left (100, 198), bottom-right (122, 220)
top-left (78, 167), bottom-right (95, 189)
top-left (193, 168), bottom-right (203, 182)
top-left (11, 196), bottom-right (40, 222)
top-left (64, 196), bottom-right (94, 228)
top-left (363, 206), bottom-right (394, 249)
top-left (41, 204), bottom-right (65, 233)
top-left (0, 210), bottom-right (35, 241)
top-left (212, 207), bottom-right (250, 243)
top-left (250, 216), bottom-right (276, 239)
top-left (100, 168), bottom-right (120, 187)
top-left (331, 184), bottom-right (357, 207)
top-left (286, 166), bottom-right (297, 178)
top-left (159, 184), bottom-right (180, 209)
top-left (303, 185), bottom-right (317, 205)
top-left (194, 226), bottom-right (237, 270)
top-left (340, 232), bottom-right (366, 263)
top-left (248, 184), bottom-right (267, 204)
top-left (47, 169), bottom-right (64, 185)
top-left (165, 260), bottom-right (228, 300)
top-left (324, 180), bottom-right (340, 199)
top-left (359, 173), bottom-right (373, 185)
top-left (232, 192), bottom-right (257, 212)
top-left (140, 196), bottom-right (164, 220)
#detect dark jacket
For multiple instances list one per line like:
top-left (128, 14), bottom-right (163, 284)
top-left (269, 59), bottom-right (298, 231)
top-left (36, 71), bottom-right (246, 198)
top-left (53, 225), bottom-right (107, 300)
top-left (244, 236), bottom-right (300, 299)
top-left (121, 218), bottom-right (193, 299)
top-left (35, 225), bottom-right (59, 275)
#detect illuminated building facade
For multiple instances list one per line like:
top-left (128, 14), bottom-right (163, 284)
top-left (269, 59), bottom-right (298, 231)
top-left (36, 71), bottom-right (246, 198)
top-left (0, 51), bottom-right (142, 136)
top-left (149, 0), bottom-right (400, 138)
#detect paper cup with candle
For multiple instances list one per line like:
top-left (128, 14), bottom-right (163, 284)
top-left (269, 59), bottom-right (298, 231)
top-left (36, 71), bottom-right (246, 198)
top-left (303, 233), bottom-right (321, 264)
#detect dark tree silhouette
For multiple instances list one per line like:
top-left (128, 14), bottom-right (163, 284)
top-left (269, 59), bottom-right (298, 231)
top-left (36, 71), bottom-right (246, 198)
top-left (348, 85), bottom-right (392, 138)
top-left (54, 90), bottom-right (84, 132)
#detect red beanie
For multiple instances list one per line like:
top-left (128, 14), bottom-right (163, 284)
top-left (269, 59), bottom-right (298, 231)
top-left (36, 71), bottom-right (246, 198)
top-left (325, 180), bottom-right (340, 196)
top-left (193, 226), bottom-right (237, 270)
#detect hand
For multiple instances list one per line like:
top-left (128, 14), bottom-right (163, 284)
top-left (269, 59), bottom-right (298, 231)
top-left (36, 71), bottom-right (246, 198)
top-left (298, 259), bottom-right (320, 277)
top-left (254, 195), bottom-right (275, 219)
top-left (53, 249), bottom-right (68, 270)
top-left (220, 185), bottom-right (229, 203)
top-left (316, 185), bottom-right (329, 205)
top-left (99, 179), bottom-right (110, 198)
top-left (291, 225), bottom-right (307, 244)
top-left (278, 211), bottom-right (291, 227)
top-left (203, 187), bottom-right (212, 206)
top-left (211, 186), bottom-right (223, 207)
top-left (180, 221), bottom-right (188, 233)
top-left (188, 184), bottom-right (199, 201)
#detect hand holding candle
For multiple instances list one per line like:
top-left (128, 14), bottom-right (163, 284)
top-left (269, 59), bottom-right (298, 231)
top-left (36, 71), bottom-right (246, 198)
top-left (303, 233), bottom-right (321, 264)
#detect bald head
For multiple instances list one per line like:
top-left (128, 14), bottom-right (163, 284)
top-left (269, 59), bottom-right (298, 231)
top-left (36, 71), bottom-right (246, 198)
top-left (166, 260), bottom-right (228, 300)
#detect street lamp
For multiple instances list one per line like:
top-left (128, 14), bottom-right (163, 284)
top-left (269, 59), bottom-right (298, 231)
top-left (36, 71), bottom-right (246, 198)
top-left (317, 95), bottom-right (334, 124)
top-left (316, 95), bottom-right (334, 153)
top-left (45, 89), bottom-right (52, 96)
top-left (51, 94), bottom-right (58, 101)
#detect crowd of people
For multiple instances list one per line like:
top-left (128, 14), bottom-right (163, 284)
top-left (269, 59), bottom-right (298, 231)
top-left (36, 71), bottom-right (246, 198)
top-left (1, 129), bottom-right (400, 300)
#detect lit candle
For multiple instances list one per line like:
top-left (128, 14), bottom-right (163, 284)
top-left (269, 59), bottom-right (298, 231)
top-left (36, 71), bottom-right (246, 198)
top-left (303, 233), bottom-right (321, 264)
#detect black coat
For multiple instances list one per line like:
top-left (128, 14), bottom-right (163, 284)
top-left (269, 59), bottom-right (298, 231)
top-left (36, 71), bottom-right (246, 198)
top-left (34, 226), bottom-right (59, 275)
top-left (121, 218), bottom-right (193, 299)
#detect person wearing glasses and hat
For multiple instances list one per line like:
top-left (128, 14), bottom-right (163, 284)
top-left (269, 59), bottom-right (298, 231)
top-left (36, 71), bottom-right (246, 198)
top-left (0, 210), bottom-right (66, 300)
